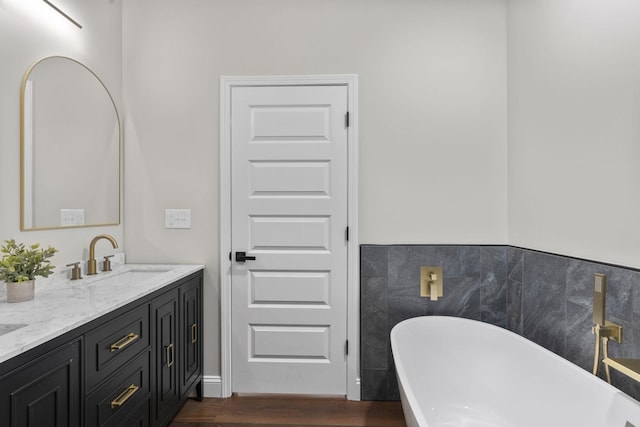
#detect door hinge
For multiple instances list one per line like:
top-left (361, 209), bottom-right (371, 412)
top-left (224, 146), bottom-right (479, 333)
top-left (345, 111), bottom-right (350, 128)
top-left (345, 340), bottom-right (349, 355)
top-left (228, 252), bottom-right (231, 261)
top-left (345, 226), bottom-right (349, 242)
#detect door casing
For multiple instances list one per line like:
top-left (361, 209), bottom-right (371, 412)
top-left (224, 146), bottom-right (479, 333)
top-left (219, 75), bottom-right (359, 400)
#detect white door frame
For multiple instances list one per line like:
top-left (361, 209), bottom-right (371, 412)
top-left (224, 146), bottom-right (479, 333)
top-left (219, 75), bottom-right (360, 400)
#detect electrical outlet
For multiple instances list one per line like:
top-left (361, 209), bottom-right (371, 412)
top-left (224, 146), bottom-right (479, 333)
top-left (165, 209), bottom-right (191, 229)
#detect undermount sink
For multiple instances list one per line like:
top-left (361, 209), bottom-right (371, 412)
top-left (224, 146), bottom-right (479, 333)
top-left (0, 324), bottom-right (27, 337)
top-left (86, 268), bottom-right (171, 287)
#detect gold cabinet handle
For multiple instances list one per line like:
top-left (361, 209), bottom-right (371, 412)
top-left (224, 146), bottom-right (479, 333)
top-left (166, 343), bottom-right (174, 368)
top-left (191, 323), bottom-right (197, 344)
top-left (110, 332), bottom-right (139, 352)
top-left (111, 384), bottom-right (140, 409)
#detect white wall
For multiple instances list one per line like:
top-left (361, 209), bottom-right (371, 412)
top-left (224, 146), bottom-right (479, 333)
top-left (11, 0), bottom-right (638, 391)
top-left (508, 0), bottom-right (640, 268)
top-left (122, 0), bottom-right (508, 378)
top-left (0, 0), bottom-right (123, 269)
top-left (8, 0), bottom-right (637, 391)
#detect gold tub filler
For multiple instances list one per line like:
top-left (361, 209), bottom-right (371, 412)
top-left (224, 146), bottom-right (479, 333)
top-left (592, 273), bottom-right (640, 383)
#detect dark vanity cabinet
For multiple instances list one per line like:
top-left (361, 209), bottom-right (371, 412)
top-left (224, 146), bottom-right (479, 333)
top-left (153, 275), bottom-right (203, 426)
top-left (0, 270), bottom-right (203, 427)
top-left (153, 288), bottom-right (180, 425)
top-left (180, 279), bottom-right (202, 398)
top-left (0, 339), bottom-right (82, 427)
top-left (84, 302), bottom-right (153, 427)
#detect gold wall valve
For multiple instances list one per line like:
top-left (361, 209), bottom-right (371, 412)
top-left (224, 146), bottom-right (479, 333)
top-left (420, 266), bottom-right (443, 301)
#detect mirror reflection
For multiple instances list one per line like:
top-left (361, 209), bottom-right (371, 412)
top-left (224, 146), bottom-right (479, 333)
top-left (20, 56), bottom-right (120, 230)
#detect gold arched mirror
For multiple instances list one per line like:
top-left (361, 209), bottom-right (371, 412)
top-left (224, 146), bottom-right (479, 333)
top-left (20, 56), bottom-right (120, 230)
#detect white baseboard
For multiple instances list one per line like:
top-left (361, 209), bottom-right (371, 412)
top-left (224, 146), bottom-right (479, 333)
top-left (202, 375), bottom-right (223, 398)
top-left (202, 375), bottom-right (360, 400)
top-left (200, 375), bottom-right (358, 399)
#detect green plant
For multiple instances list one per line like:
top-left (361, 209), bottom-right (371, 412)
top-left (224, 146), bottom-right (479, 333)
top-left (0, 239), bottom-right (57, 283)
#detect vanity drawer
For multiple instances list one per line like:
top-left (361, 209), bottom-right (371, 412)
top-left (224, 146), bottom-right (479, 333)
top-left (119, 397), bottom-right (150, 427)
top-left (85, 351), bottom-right (151, 427)
top-left (85, 303), bottom-right (150, 391)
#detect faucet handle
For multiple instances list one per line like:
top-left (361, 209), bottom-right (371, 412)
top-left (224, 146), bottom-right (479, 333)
top-left (102, 255), bottom-right (114, 272)
top-left (66, 262), bottom-right (83, 280)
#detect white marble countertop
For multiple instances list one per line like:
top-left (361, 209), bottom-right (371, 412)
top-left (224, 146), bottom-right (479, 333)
top-left (0, 263), bottom-right (204, 364)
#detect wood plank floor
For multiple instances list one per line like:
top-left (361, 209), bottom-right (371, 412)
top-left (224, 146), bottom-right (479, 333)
top-left (169, 396), bottom-right (407, 427)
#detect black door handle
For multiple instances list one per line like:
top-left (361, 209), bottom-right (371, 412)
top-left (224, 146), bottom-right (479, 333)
top-left (235, 252), bottom-right (256, 262)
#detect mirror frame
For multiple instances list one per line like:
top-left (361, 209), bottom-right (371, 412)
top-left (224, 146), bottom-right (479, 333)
top-left (20, 56), bottom-right (121, 231)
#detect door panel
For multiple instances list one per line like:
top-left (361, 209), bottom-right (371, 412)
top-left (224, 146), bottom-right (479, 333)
top-left (231, 85), bottom-right (348, 395)
top-left (250, 271), bottom-right (330, 306)
top-left (251, 106), bottom-right (330, 139)
top-left (249, 161), bottom-right (331, 196)
top-left (250, 216), bottom-right (331, 250)
top-left (250, 325), bottom-right (330, 360)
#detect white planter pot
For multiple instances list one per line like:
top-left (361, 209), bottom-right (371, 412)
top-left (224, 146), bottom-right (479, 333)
top-left (6, 279), bottom-right (35, 303)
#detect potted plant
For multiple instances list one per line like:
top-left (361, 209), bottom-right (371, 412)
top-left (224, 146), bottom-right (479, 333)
top-left (0, 239), bottom-right (57, 303)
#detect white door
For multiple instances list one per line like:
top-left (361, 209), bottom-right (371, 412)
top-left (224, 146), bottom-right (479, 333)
top-left (230, 84), bottom-right (349, 395)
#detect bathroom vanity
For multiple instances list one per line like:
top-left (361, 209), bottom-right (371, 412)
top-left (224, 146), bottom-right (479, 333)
top-left (0, 264), bottom-right (203, 427)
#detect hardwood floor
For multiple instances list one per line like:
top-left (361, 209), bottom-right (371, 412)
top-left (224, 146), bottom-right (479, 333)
top-left (169, 395), bottom-right (407, 427)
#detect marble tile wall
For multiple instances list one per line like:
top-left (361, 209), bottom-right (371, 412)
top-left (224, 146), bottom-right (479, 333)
top-left (360, 245), bottom-right (640, 401)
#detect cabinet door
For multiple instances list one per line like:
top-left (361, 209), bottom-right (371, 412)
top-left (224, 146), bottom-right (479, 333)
top-left (153, 289), bottom-right (179, 425)
top-left (0, 339), bottom-right (81, 427)
top-left (180, 276), bottom-right (202, 397)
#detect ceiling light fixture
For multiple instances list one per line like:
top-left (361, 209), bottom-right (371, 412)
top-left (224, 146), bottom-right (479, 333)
top-left (42, 0), bottom-right (82, 29)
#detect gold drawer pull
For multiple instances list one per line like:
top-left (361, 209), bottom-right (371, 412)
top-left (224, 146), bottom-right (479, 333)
top-left (111, 384), bottom-right (140, 409)
top-left (166, 343), bottom-right (174, 368)
top-left (191, 323), bottom-right (197, 344)
top-left (110, 332), bottom-right (139, 352)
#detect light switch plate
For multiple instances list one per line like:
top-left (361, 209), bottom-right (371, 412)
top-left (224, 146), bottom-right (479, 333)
top-left (165, 209), bottom-right (191, 229)
top-left (60, 209), bottom-right (85, 226)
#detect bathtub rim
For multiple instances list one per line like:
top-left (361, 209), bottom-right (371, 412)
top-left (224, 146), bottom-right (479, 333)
top-left (389, 315), bottom-right (631, 427)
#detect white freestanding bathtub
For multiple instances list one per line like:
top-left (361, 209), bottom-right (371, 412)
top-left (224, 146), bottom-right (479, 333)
top-left (390, 316), bottom-right (640, 427)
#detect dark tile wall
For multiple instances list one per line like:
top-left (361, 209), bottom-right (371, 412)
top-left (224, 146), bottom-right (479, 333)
top-left (360, 244), bottom-right (640, 401)
top-left (360, 245), bottom-right (507, 400)
top-left (507, 247), bottom-right (640, 399)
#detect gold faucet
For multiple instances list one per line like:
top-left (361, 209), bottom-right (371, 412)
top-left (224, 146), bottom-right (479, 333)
top-left (87, 234), bottom-right (118, 275)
